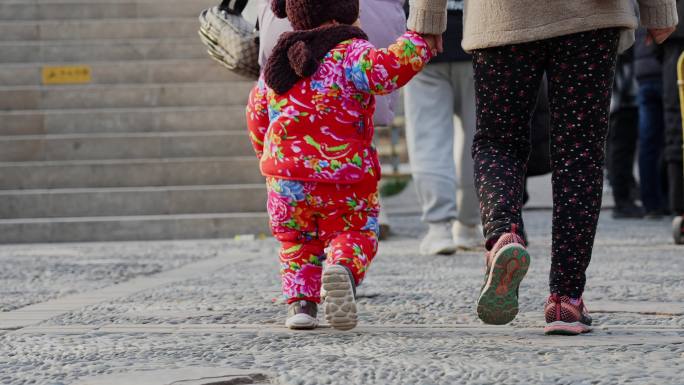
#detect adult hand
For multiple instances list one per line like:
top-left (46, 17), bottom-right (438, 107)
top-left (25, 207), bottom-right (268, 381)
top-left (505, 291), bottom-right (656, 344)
top-left (646, 27), bottom-right (676, 45)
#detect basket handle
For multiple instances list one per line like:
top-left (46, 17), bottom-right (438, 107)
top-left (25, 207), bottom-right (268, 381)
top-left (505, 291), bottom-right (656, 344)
top-left (219, 0), bottom-right (249, 15)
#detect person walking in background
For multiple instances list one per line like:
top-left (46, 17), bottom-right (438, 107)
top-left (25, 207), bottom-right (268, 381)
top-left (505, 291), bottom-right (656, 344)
top-left (662, 1), bottom-right (684, 219)
top-left (607, 48), bottom-right (644, 219)
top-left (408, 0), bottom-right (677, 335)
top-left (635, 28), bottom-right (668, 218)
top-left (403, 0), bottom-right (482, 256)
top-left (247, 0), bottom-right (434, 330)
top-left (256, 0), bottom-right (408, 239)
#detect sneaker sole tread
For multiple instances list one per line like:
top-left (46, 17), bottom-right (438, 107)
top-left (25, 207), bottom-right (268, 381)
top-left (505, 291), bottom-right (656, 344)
top-left (322, 265), bottom-right (357, 331)
top-left (477, 244), bottom-right (530, 325)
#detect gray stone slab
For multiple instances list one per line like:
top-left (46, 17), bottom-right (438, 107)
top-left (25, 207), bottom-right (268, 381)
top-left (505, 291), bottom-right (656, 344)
top-left (591, 301), bottom-right (684, 316)
top-left (72, 368), bottom-right (271, 385)
top-left (0, 0), bottom-right (217, 21)
top-left (0, 239), bottom-right (235, 312)
top-left (0, 212), bottom-right (269, 243)
top-left (0, 38), bottom-right (206, 64)
top-left (0, 82), bottom-right (252, 110)
top-left (2, 325), bottom-right (682, 385)
top-left (0, 184), bottom-right (266, 219)
top-left (0, 18), bottom-right (201, 41)
top-left (0, 249), bottom-right (259, 329)
top-left (1, 212), bottom-right (682, 384)
top-left (0, 106), bottom-right (247, 136)
top-left (0, 131), bottom-right (252, 162)
top-left (0, 22), bottom-right (37, 40)
top-left (0, 156), bottom-right (262, 189)
top-left (36, 212), bottom-right (684, 330)
top-left (14, 323), bottom-right (684, 347)
top-left (0, 59), bottom-right (241, 87)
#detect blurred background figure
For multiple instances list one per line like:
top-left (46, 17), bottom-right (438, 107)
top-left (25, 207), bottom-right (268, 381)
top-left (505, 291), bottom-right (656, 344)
top-left (607, 47), bottom-right (644, 219)
top-left (634, 28), bottom-right (668, 218)
top-left (662, 2), bottom-right (684, 219)
top-left (403, 0), bottom-right (482, 256)
top-left (256, 0), bottom-right (407, 239)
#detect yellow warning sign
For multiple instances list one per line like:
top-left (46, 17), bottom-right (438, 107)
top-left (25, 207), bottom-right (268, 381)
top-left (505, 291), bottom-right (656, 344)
top-left (42, 65), bottom-right (92, 85)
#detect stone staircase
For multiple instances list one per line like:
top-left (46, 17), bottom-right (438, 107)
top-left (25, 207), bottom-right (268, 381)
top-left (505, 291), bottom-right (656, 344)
top-left (0, 0), bottom-right (269, 243)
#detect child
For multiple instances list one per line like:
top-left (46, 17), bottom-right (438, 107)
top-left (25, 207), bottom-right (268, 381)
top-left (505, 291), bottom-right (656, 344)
top-left (246, 0), bottom-right (433, 330)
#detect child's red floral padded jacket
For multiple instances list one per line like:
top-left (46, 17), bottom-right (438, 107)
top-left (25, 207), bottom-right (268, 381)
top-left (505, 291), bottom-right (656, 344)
top-left (246, 31), bottom-right (433, 184)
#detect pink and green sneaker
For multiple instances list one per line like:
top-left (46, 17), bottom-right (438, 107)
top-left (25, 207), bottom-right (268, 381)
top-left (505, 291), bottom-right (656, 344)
top-left (476, 225), bottom-right (530, 325)
top-left (544, 294), bottom-right (592, 335)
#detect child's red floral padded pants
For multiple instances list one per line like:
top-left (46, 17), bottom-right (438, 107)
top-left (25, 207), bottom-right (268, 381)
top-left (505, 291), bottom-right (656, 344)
top-left (267, 177), bottom-right (380, 304)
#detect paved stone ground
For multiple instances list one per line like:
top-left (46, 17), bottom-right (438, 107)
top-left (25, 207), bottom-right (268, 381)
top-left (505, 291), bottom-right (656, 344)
top-left (1, 181), bottom-right (683, 385)
top-left (0, 241), bottom-right (220, 313)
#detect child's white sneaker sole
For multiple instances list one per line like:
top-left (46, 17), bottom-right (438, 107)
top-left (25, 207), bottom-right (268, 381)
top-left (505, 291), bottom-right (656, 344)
top-left (322, 265), bottom-right (357, 331)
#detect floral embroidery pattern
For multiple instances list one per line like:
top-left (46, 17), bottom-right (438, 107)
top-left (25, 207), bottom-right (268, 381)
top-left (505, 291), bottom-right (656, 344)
top-left (246, 31), bottom-right (431, 184)
top-left (472, 29), bottom-right (619, 298)
top-left (247, 31), bottom-right (430, 303)
top-left (267, 177), bottom-right (380, 303)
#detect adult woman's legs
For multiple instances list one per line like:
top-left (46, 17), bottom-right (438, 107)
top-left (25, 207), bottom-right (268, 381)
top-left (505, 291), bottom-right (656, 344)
top-left (546, 29), bottom-right (620, 298)
top-left (471, 43), bottom-right (544, 325)
top-left (472, 29), bottom-right (620, 330)
top-left (471, 44), bottom-right (546, 249)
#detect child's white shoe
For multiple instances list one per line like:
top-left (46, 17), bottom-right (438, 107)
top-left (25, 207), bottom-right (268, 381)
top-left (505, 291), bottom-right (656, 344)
top-left (322, 264), bottom-right (357, 331)
top-left (285, 301), bottom-right (319, 330)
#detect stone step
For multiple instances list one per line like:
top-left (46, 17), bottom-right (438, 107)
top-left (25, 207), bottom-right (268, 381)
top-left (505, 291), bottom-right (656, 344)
top-left (0, 82), bottom-right (252, 110)
top-left (0, 0), bottom-right (216, 20)
top-left (0, 184), bottom-right (266, 219)
top-left (1, 106), bottom-right (247, 136)
top-left (0, 131), bottom-right (253, 162)
top-left (0, 130), bottom-right (401, 162)
top-left (0, 108), bottom-right (402, 137)
top-left (0, 59), bottom-right (242, 86)
top-left (0, 213), bottom-right (270, 243)
top-left (0, 157), bottom-right (263, 190)
top-left (0, 38), bottom-right (206, 63)
top-left (0, 18), bottom-right (201, 41)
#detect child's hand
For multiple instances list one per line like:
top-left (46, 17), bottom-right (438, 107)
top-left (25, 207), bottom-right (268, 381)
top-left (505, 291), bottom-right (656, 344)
top-left (421, 33), bottom-right (443, 55)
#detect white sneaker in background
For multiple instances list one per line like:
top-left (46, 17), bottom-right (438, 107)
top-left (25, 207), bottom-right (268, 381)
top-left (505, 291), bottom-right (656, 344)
top-left (452, 220), bottom-right (485, 251)
top-left (419, 222), bottom-right (457, 256)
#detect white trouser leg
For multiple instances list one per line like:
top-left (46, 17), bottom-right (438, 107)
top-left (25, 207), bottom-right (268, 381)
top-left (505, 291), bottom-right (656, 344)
top-left (450, 61), bottom-right (480, 227)
top-left (405, 63), bottom-right (458, 224)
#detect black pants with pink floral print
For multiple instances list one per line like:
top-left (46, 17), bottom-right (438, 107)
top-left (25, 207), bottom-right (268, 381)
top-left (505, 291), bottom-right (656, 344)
top-left (472, 28), bottom-right (620, 298)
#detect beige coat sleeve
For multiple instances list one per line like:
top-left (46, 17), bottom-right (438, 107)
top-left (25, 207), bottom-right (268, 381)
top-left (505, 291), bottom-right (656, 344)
top-left (406, 0), bottom-right (448, 34)
top-left (638, 0), bottom-right (678, 28)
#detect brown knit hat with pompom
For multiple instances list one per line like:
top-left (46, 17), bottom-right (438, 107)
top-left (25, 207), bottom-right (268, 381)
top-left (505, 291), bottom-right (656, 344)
top-left (264, 0), bottom-right (367, 94)
top-left (271, 0), bottom-right (360, 31)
